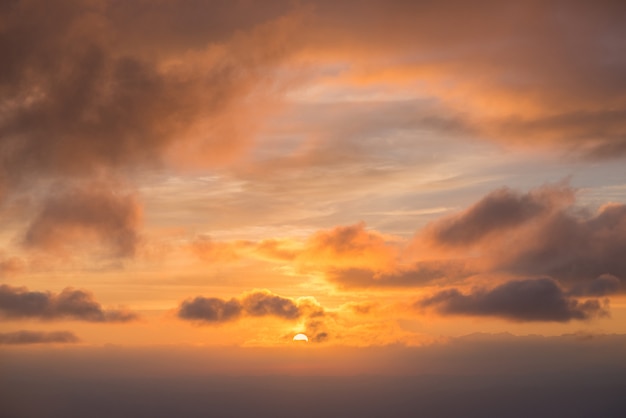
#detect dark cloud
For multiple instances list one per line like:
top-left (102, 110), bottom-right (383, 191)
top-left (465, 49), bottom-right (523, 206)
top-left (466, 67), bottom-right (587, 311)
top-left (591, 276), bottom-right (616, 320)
top-left (22, 183), bottom-right (141, 258)
top-left (0, 330), bottom-right (79, 345)
top-left (417, 278), bottom-right (609, 322)
top-left (178, 297), bottom-right (243, 323)
top-left (0, 284), bottom-right (138, 322)
top-left (568, 274), bottom-right (621, 297)
top-left (241, 291), bottom-right (300, 319)
top-left (427, 185), bottom-right (574, 246)
top-left (500, 202), bottom-right (626, 284)
top-left (417, 184), bottom-right (626, 291)
top-left (178, 290), bottom-right (303, 323)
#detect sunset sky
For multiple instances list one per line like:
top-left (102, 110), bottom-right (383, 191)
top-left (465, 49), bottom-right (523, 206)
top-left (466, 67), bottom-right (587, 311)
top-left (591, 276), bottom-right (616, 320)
top-left (2, 1), bottom-right (626, 416)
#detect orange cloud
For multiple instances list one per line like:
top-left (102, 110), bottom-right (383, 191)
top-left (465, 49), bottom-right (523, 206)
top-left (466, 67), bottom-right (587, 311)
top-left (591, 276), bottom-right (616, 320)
top-left (296, 222), bottom-right (397, 270)
top-left (22, 183), bottom-right (141, 258)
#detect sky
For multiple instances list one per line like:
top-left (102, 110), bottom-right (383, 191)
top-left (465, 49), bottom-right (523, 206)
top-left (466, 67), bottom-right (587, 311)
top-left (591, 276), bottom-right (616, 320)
top-left (1, 1), bottom-right (626, 416)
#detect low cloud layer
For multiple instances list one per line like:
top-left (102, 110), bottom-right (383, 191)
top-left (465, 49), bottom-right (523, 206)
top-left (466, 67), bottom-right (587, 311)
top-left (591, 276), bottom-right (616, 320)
top-left (0, 330), bottom-right (79, 345)
top-left (417, 278), bottom-right (609, 322)
top-left (0, 285), bottom-right (137, 322)
top-left (178, 290), bottom-right (302, 323)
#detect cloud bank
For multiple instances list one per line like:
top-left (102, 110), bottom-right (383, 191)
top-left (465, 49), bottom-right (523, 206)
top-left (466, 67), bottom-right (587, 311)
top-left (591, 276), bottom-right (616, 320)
top-left (0, 330), bottom-right (79, 345)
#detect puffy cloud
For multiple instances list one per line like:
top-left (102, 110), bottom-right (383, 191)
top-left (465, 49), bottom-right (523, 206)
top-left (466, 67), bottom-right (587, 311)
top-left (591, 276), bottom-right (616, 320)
top-left (178, 297), bottom-right (242, 323)
top-left (417, 278), bottom-right (609, 322)
top-left (425, 185), bottom-right (574, 247)
top-left (497, 202), bottom-right (626, 283)
top-left (0, 284), bottom-right (138, 322)
top-left (177, 289), bottom-right (304, 323)
top-left (0, 330), bottom-right (79, 345)
top-left (22, 183), bottom-right (141, 258)
top-left (414, 184), bottom-right (626, 290)
top-left (241, 290), bottom-right (300, 319)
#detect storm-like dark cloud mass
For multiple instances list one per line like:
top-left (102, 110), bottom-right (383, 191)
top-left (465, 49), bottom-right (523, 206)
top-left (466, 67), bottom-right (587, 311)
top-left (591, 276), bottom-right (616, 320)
top-left (178, 290), bottom-right (301, 323)
top-left (0, 284), bottom-right (137, 322)
top-left (0, 330), bottom-right (79, 345)
top-left (22, 184), bottom-right (141, 258)
top-left (417, 278), bottom-right (609, 322)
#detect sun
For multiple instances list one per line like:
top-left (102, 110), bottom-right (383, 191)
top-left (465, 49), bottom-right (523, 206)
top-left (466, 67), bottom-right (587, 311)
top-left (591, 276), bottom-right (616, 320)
top-left (293, 333), bottom-right (308, 342)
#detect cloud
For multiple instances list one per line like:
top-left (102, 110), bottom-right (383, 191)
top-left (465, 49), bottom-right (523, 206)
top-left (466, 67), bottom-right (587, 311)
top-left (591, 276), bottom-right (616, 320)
top-left (297, 222), bottom-right (396, 270)
top-left (303, 0), bottom-right (626, 159)
top-left (425, 184), bottom-right (574, 247)
top-left (417, 278), bottom-right (609, 322)
top-left (22, 183), bottom-right (141, 258)
top-left (0, 284), bottom-right (138, 322)
top-left (413, 184), bottom-right (626, 290)
top-left (0, 0), bottom-right (304, 197)
top-left (0, 330), bottom-right (79, 345)
top-left (327, 260), bottom-right (470, 289)
top-left (568, 274), bottom-right (621, 297)
top-left (178, 297), bottom-right (242, 323)
top-left (0, 256), bottom-right (24, 277)
top-left (498, 202), bottom-right (626, 284)
top-left (241, 290), bottom-right (300, 319)
top-left (189, 223), bottom-right (397, 272)
top-left (178, 289), bottom-right (304, 323)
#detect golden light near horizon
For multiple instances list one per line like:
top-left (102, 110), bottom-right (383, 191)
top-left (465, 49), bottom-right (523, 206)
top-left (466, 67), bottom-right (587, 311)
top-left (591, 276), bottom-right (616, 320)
top-left (293, 333), bottom-right (308, 342)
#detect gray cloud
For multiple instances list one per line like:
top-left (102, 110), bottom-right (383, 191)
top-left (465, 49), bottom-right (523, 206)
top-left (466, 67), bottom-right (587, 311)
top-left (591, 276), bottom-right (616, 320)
top-left (427, 185), bottom-right (574, 247)
top-left (417, 278), bottom-right (609, 322)
top-left (0, 284), bottom-right (138, 322)
top-left (178, 297), bottom-right (243, 323)
top-left (417, 184), bottom-right (626, 291)
top-left (0, 330), bottom-right (79, 345)
top-left (500, 202), bottom-right (626, 284)
top-left (178, 290), bottom-right (304, 323)
top-left (568, 274), bottom-right (621, 297)
top-left (241, 291), bottom-right (300, 319)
